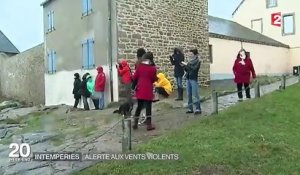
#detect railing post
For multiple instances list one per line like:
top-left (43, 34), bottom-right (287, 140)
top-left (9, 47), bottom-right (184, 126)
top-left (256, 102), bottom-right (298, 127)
top-left (254, 81), bottom-right (260, 98)
top-left (281, 74), bottom-right (286, 90)
top-left (122, 118), bottom-right (132, 152)
top-left (211, 90), bottom-right (218, 114)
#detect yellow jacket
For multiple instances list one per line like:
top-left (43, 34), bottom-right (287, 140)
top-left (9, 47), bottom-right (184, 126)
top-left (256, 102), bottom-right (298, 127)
top-left (154, 73), bottom-right (173, 95)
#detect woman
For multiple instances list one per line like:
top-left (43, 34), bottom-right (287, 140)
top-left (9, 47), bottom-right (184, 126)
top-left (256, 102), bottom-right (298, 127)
top-left (94, 66), bottom-right (106, 110)
top-left (170, 48), bottom-right (185, 101)
top-left (182, 49), bottom-right (201, 115)
top-left (86, 75), bottom-right (100, 110)
top-left (154, 73), bottom-right (173, 99)
top-left (80, 73), bottom-right (91, 110)
top-left (116, 59), bottom-right (132, 101)
top-left (232, 49), bottom-right (256, 102)
top-left (72, 73), bottom-right (81, 109)
top-left (132, 52), bottom-right (157, 131)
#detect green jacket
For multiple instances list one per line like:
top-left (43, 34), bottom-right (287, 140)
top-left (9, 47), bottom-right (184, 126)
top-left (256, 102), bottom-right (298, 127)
top-left (86, 75), bottom-right (94, 94)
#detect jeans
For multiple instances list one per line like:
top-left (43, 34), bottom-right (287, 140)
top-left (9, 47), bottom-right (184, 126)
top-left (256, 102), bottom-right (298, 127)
top-left (237, 83), bottom-right (250, 99)
top-left (175, 76), bottom-right (183, 89)
top-left (98, 92), bottom-right (105, 110)
top-left (82, 96), bottom-right (89, 110)
top-left (186, 79), bottom-right (201, 112)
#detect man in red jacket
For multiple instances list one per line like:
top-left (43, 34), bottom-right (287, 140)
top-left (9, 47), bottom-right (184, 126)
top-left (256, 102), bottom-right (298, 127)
top-left (94, 66), bottom-right (106, 110)
top-left (232, 49), bottom-right (256, 102)
top-left (116, 59), bottom-right (132, 101)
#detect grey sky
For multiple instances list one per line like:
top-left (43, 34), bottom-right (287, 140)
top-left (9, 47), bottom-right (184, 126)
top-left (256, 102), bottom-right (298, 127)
top-left (0, 0), bottom-right (241, 52)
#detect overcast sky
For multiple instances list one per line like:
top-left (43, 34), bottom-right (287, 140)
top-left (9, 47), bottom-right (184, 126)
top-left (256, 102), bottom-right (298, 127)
top-left (0, 0), bottom-right (242, 52)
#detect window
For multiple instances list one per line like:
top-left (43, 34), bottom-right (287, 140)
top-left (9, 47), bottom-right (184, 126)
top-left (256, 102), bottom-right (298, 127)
top-left (47, 51), bottom-right (56, 74)
top-left (82, 39), bottom-right (95, 69)
top-left (282, 14), bottom-right (295, 35)
top-left (251, 18), bottom-right (263, 33)
top-left (82, 0), bottom-right (92, 16)
top-left (209, 45), bottom-right (213, 63)
top-left (47, 10), bottom-right (54, 32)
top-left (266, 0), bottom-right (277, 8)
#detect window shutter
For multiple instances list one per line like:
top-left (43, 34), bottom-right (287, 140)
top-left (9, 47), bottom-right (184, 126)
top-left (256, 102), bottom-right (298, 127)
top-left (51, 11), bottom-right (54, 30)
top-left (87, 0), bottom-right (92, 11)
top-left (82, 41), bottom-right (88, 69)
top-left (88, 39), bottom-right (94, 69)
top-left (52, 51), bottom-right (56, 73)
top-left (47, 52), bottom-right (52, 73)
top-left (81, 0), bottom-right (88, 15)
top-left (47, 12), bottom-right (51, 31)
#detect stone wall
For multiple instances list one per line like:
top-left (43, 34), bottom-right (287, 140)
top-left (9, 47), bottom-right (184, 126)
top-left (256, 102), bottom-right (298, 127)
top-left (116, 0), bottom-right (210, 87)
top-left (0, 44), bottom-right (45, 105)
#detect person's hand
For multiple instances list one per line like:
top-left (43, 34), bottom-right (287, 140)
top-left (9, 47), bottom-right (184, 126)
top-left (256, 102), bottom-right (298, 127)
top-left (181, 61), bottom-right (187, 66)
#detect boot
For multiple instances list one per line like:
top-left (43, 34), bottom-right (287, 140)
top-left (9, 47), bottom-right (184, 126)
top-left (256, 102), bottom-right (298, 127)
top-left (175, 88), bottom-right (183, 101)
top-left (133, 117), bottom-right (139, 130)
top-left (145, 117), bottom-right (155, 131)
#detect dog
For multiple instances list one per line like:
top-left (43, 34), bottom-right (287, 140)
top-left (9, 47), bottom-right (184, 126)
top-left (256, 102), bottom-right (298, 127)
top-left (113, 100), bottom-right (134, 119)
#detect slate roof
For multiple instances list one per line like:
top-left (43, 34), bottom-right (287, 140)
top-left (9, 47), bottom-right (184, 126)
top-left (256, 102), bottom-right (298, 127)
top-left (0, 30), bottom-right (19, 54)
top-left (208, 16), bottom-right (289, 48)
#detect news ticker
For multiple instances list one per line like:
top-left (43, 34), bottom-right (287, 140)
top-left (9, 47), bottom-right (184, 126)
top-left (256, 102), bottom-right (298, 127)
top-left (9, 152), bottom-right (179, 162)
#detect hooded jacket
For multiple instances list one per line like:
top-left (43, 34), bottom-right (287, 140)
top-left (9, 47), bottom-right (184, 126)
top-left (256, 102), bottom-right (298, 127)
top-left (73, 73), bottom-right (81, 98)
top-left (170, 49), bottom-right (185, 77)
top-left (232, 54), bottom-right (256, 84)
top-left (86, 75), bottom-right (94, 94)
top-left (132, 60), bottom-right (157, 101)
top-left (154, 73), bottom-right (173, 95)
top-left (80, 73), bottom-right (91, 97)
top-left (117, 59), bottom-right (132, 84)
top-left (95, 66), bottom-right (106, 92)
top-left (184, 55), bottom-right (201, 81)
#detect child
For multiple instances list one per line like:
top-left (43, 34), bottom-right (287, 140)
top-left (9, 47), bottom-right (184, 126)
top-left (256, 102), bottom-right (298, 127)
top-left (153, 73), bottom-right (173, 101)
top-left (72, 73), bottom-right (81, 108)
top-left (132, 52), bottom-right (157, 131)
top-left (94, 66), bottom-right (106, 110)
top-left (116, 59), bottom-right (132, 101)
top-left (80, 73), bottom-right (91, 110)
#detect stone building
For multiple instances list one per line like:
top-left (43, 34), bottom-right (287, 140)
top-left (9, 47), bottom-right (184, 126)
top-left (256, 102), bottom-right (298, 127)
top-left (41, 0), bottom-right (209, 107)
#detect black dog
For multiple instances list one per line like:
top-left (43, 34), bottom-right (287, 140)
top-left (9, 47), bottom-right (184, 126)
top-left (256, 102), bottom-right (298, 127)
top-left (113, 100), bottom-right (134, 118)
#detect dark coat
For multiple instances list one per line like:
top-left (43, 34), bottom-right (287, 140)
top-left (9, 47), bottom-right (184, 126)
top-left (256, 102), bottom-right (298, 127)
top-left (232, 57), bottom-right (256, 84)
top-left (79, 73), bottom-right (91, 97)
top-left (170, 53), bottom-right (185, 77)
top-left (184, 56), bottom-right (201, 81)
top-left (73, 78), bottom-right (81, 99)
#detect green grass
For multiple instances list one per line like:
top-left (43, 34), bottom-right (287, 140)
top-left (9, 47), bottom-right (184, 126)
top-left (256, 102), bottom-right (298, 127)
top-left (75, 84), bottom-right (300, 175)
top-left (79, 126), bottom-right (97, 137)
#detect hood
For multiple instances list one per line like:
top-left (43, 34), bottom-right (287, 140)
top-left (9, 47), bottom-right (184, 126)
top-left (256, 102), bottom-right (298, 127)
top-left (120, 59), bottom-right (128, 67)
top-left (82, 73), bottom-right (90, 80)
top-left (157, 73), bottom-right (165, 80)
top-left (97, 66), bottom-right (103, 73)
top-left (86, 75), bottom-right (92, 80)
top-left (74, 73), bottom-right (80, 79)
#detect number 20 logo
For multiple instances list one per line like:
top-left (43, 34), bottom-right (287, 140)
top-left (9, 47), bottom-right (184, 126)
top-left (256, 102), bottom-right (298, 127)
top-left (9, 143), bottom-right (31, 158)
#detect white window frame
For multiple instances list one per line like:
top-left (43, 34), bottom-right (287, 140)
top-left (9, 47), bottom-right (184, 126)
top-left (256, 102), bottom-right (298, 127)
top-left (251, 18), bottom-right (263, 33)
top-left (282, 13), bottom-right (296, 36)
top-left (266, 0), bottom-right (277, 8)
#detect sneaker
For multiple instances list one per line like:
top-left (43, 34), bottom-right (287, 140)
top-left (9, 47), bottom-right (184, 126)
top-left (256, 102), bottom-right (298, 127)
top-left (186, 110), bottom-right (194, 114)
top-left (194, 111), bottom-right (202, 115)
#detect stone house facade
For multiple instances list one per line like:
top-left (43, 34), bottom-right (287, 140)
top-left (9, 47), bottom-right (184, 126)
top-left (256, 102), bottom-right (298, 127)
top-left (41, 0), bottom-right (209, 107)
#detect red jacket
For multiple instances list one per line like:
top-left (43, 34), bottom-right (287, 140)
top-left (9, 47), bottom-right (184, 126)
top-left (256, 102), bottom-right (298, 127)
top-left (132, 61), bottom-right (157, 101)
top-left (232, 57), bottom-right (256, 84)
top-left (117, 59), bottom-right (132, 84)
top-left (94, 66), bottom-right (106, 92)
